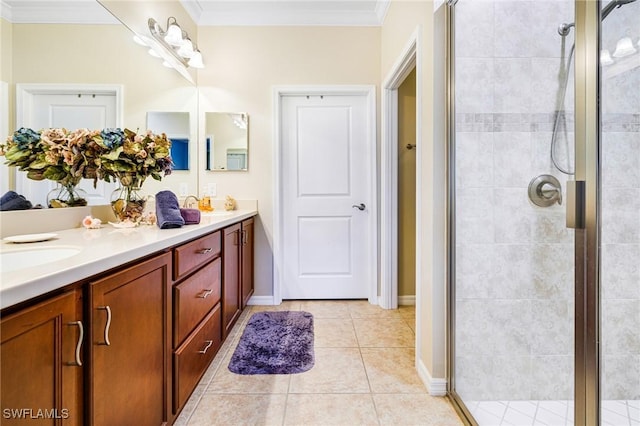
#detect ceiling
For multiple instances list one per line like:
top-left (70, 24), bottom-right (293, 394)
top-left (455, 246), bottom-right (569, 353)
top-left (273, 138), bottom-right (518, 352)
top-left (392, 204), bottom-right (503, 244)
top-left (1, 0), bottom-right (390, 26)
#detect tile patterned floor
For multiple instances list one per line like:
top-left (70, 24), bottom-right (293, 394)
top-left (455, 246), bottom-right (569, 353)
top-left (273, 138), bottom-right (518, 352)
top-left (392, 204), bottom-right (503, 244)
top-left (174, 300), bottom-right (463, 426)
top-left (466, 399), bottom-right (640, 426)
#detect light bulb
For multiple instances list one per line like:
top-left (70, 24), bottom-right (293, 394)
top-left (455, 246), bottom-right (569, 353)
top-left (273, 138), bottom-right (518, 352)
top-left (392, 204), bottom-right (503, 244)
top-left (148, 48), bottom-right (161, 58)
top-left (612, 37), bottom-right (636, 58)
top-left (162, 61), bottom-right (173, 68)
top-left (133, 35), bottom-right (147, 46)
top-left (600, 49), bottom-right (614, 66)
top-left (188, 51), bottom-right (204, 69)
top-left (177, 39), bottom-right (194, 58)
top-left (164, 23), bottom-right (183, 46)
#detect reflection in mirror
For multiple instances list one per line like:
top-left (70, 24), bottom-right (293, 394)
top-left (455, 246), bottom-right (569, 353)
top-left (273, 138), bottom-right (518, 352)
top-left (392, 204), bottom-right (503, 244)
top-left (2, 10), bottom-right (199, 206)
top-left (147, 112), bottom-right (190, 170)
top-left (205, 112), bottom-right (249, 171)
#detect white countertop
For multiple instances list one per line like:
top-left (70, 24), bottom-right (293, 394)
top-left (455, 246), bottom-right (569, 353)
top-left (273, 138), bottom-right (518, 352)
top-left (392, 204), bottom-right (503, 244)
top-left (0, 209), bottom-right (257, 310)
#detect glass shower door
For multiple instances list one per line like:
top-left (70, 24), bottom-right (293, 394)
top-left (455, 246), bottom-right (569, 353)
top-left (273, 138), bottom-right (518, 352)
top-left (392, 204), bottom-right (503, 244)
top-left (599, 0), bottom-right (640, 423)
top-left (449, 0), bottom-right (577, 424)
top-left (449, 1), bottom-right (640, 425)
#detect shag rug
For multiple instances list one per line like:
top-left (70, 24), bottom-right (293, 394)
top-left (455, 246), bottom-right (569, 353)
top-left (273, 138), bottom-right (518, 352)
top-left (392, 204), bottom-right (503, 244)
top-left (228, 311), bottom-right (315, 375)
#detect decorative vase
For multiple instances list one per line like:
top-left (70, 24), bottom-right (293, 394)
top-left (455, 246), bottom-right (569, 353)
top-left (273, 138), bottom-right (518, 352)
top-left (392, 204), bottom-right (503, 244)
top-left (47, 183), bottom-right (88, 208)
top-left (110, 175), bottom-right (146, 223)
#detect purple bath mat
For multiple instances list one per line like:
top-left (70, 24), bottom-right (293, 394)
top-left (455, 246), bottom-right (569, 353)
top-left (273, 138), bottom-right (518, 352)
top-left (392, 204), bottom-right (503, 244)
top-left (228, 311), bottom-right (314, 375)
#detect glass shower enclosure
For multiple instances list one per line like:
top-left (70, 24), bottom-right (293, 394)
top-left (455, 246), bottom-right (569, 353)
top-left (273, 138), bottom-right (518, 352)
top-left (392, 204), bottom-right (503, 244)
top-left (448, 0), bottom-right (639, 425)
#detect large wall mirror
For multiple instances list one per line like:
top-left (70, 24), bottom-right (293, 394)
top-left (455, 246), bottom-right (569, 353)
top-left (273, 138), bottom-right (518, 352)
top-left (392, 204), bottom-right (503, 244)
top-left (205, 112), bottom-right (249, 171)
top-left (2, 5), bottom-right (199, 207)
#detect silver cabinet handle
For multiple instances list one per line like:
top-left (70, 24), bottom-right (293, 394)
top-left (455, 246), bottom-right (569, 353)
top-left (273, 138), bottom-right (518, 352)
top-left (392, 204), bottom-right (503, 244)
top-left (241, 230), bottom-right (247, 246)
top-left (66, 321), bottom-right (84, 366)
top-left (97, 306), bottom-right (111, 346)
top-left (352, 203), bottom-right (366, 211)
top-left (198, 289), bottom-right (213, 299)
top-left (197, 248), bottom-right (213, 254)
top-left (198, 340), bottom-right (213, 354)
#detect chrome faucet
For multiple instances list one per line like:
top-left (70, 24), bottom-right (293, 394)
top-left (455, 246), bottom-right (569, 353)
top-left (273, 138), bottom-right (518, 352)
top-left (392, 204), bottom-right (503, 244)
top-left (183, 195), bottom-right (199, 208)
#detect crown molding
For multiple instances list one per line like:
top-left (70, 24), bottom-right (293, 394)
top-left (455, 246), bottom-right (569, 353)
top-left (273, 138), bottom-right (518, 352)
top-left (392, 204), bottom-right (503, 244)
top-left (2, 1), bottom-right (118, 24)
top-left (1, 1), bottom-right (12, 21)
top-left (375, 0), bottom-right (390, 24)
top-left (184, 0), bottom-right (388, 27)
top-left (2, 0), bottom-right (389, 26)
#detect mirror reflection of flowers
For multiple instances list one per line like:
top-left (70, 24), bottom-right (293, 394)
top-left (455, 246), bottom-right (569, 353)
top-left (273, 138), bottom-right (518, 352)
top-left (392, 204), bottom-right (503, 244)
top-left (1, 127), bottom-right (173, 211)
top-left (1, 127), bottom-right (110, 207)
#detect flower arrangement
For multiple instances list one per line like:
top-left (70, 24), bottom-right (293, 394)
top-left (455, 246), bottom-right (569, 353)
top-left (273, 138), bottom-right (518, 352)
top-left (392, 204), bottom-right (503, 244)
top-left (95, 128), bottom-right (173, 186)
top-left (0, 127), bottom-right (173, 212)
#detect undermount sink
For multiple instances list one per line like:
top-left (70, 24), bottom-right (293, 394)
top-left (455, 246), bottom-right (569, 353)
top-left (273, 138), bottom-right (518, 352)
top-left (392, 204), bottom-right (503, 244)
top-left (0, 246), bottom-right (81, 274)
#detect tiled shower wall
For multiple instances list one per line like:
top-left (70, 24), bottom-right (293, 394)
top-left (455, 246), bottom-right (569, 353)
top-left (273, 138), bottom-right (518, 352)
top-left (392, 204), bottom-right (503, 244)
top-left (454, 0), bottom-right (640, 401)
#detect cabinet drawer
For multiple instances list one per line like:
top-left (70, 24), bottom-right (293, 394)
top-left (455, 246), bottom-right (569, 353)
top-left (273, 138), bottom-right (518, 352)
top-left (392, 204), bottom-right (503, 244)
top-left (174, 258), bottom-right (221, 346)
top-left (173, 304), bottom-right (221, 413)
top-left (173, 231), bottom-right (221, 280)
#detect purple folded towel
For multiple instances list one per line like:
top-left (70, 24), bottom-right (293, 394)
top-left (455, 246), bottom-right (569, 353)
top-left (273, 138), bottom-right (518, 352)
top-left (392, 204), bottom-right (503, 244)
top-left (155, 190), bottom-right (185, 229)
top-left (180, 208), bottom-right (201, 225)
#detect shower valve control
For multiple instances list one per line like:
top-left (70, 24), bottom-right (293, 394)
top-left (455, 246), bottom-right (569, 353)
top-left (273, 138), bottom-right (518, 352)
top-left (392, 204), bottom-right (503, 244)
top-left (528, 175), bottom-right (563, 208)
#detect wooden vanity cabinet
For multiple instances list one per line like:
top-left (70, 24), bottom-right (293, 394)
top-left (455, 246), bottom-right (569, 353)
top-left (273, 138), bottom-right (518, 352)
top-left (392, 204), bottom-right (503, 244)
top-left (0, 215), bottom-right (256, 425)
top-left (241, 217), bottom-right (254, 308)
top-left (88, 252), bottom-right (172, 426)
top-left (171, 231), bottom-right (223, 417)
top-left (0, 290), bottom-right (83, 425)
top-left (222, 223), bottom-right (242, 338)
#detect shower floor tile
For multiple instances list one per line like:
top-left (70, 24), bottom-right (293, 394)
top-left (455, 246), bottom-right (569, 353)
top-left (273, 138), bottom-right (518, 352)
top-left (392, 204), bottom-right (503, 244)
top-left (466, 400), bottom-right (640, 426)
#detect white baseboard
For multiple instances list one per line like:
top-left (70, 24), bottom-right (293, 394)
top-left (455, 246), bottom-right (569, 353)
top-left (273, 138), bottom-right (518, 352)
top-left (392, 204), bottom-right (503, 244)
top-left (247, 295), bottom-right (276, 306)
top-left (417, 358), bottom-right (447, 396)
top-left (398, 295), bottom-right (416, 306)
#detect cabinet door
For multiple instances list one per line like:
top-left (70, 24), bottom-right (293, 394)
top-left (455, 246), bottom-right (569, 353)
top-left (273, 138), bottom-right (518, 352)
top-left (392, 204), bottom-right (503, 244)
top-left (89, 253), bottom-right (171, 426)
top-left (222, 223), bottom-right (241, 338)
top-left (1, 290), bottom-right (83, 425)
top-left (241, 217), bottom-right (254, 308)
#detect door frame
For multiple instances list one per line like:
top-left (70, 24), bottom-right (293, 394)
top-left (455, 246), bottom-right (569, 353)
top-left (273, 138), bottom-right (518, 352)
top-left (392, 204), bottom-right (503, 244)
top-left (272, 85), bottom-right (378, 305)
top-left (380, 27), bottom-right (421, 310)
top-left (16, 83), bottom-right (123, 128)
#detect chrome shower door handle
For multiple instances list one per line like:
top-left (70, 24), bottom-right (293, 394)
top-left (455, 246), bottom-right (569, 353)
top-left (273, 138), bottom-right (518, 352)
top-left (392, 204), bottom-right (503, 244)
top-left (352, 203), bottom-right (366, 211)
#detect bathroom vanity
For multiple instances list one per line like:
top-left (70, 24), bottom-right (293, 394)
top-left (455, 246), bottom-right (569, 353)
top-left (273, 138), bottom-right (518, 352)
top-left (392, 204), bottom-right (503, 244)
top-left (0, 209), bottom-right (256, 425)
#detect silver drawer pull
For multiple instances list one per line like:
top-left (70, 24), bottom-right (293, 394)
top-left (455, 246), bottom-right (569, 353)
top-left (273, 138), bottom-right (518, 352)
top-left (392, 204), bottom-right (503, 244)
top-left (198, 340), bottom-right (213, 354)
top-left (198, 289), bottom-right (213, 299)
top-left (66, 321), bottom-right (84, 366)
top-left (97, 306), bottom-right (111, 346)
top-left (197, 248), bottom-right (213, 254)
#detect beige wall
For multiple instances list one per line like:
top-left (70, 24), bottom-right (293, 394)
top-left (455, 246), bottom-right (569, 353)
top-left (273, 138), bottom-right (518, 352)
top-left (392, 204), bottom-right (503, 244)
top-left (197, 26), bottom-right (381, 299)
top-left (398, 68), bottom-right (417, 298)
top-left (381, 0), bottom-right (448, 385)
top-left (1, 18), bottom-right (11, 84)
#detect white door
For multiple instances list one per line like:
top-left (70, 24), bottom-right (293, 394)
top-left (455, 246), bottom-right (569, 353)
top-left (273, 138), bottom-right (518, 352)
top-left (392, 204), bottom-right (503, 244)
top-left (17, 91), bottom-right (118, 206)
top-left (281, 94), bottom-right (374, 299)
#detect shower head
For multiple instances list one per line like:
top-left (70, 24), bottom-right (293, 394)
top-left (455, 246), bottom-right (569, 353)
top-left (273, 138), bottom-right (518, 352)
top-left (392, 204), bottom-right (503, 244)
top-left (558, 0), bottom-right (637, 36)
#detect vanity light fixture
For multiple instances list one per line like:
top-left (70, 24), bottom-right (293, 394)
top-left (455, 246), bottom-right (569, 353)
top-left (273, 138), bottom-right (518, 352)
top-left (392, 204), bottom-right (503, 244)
top-left (148, 17), bottom-right (205, 69)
